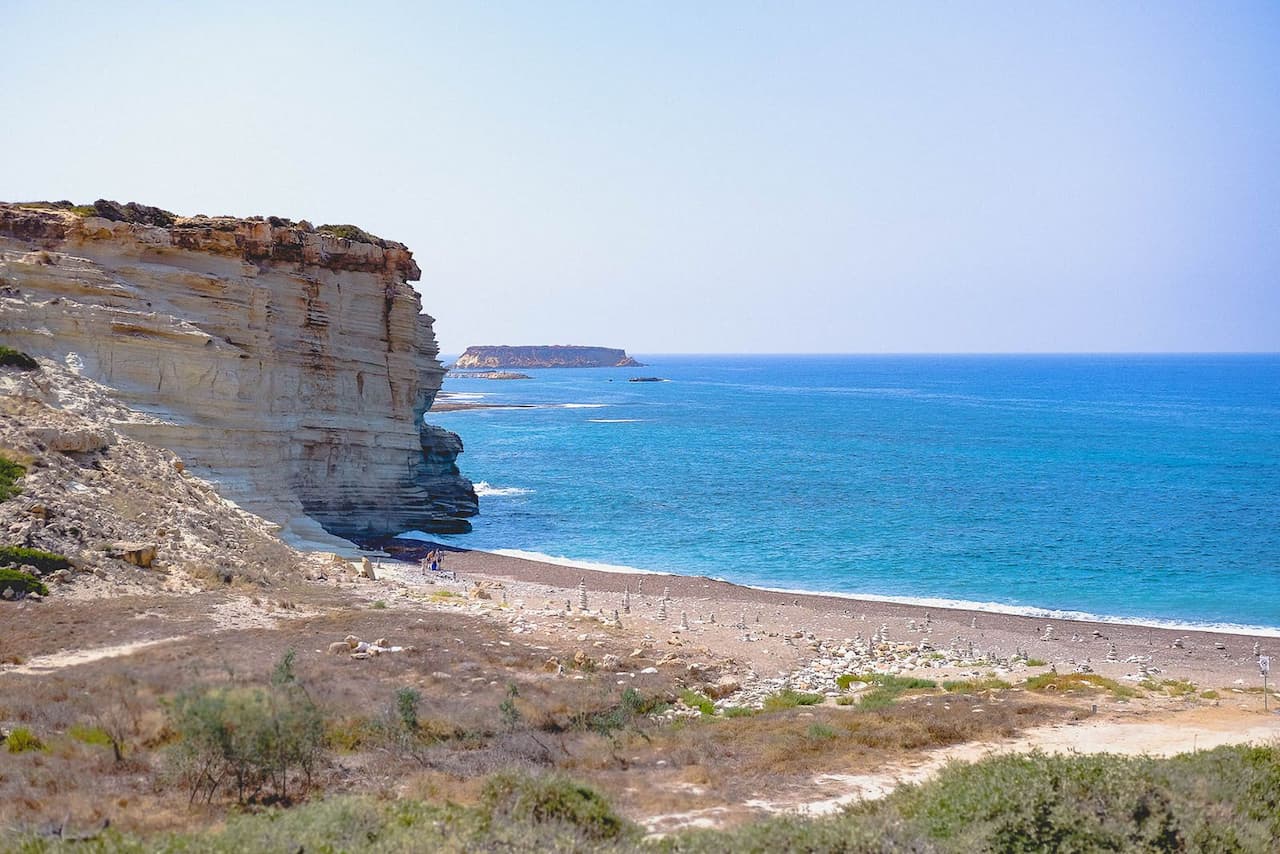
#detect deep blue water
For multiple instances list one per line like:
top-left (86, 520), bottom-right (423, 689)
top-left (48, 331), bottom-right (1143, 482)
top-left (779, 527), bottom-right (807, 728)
top-left (424, 355), bottom-right (1280, 632)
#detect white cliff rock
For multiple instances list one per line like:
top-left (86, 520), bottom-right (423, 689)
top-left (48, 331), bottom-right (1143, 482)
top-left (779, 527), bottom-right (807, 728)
top-left (0, 201), bottom-right (476, 544)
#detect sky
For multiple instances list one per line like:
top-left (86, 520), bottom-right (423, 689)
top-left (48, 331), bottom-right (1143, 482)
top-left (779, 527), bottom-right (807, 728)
top-left (2, 1), bottom-right (1278, 354)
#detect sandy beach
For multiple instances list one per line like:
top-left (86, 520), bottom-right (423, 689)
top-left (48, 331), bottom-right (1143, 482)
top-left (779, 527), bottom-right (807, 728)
top-left (376, 544), bottom-right (1279, 706)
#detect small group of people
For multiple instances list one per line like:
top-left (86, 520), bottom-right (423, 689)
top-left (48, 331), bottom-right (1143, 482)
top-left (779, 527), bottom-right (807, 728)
top-left (419, 549), bottom-right (448, 575)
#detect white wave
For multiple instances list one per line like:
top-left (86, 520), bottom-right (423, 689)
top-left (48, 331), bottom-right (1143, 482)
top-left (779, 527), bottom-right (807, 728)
top-left (752, 585), bottom-right (1280, 637)
top-left (393, 530), bottom-right (440, 542)
top-left (438, 392), bottom-right (488, 400)
top-left (560, 403), bottom-right (609, 408)
top-left (489, 548), bottom-right (664, 575)
top-left (587, 418), bottom-right (643, 423)
top-left (473, 481), bottom-right (533, 497)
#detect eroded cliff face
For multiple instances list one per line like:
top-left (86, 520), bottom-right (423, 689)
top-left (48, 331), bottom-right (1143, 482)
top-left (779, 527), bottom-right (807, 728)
top-left (0, 202), bottom-right (477, 544)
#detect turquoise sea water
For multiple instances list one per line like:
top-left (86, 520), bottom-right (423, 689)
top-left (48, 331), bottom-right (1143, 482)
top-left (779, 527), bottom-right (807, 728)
top-left (424, 356), bottom-right (1280, 633)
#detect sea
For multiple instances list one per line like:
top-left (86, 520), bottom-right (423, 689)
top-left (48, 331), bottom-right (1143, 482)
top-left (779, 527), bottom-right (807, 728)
top-left (421, 355), bottom-right (1280, 635)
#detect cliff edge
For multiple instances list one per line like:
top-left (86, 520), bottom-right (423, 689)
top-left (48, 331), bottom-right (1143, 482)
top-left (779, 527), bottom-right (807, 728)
top-left (0, 201), bottom-right (477, 545)
top-left (455, 345), bottom-right (642, 369)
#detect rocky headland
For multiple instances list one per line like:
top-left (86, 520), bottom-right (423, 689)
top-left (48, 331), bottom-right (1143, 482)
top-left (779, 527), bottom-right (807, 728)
top-left (0, 201), bottom-right (476, 546)
top-left (455, 344), bottom-right (642, 369)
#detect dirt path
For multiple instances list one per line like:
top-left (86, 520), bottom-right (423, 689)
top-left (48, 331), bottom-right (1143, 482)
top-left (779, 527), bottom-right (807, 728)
top-left (4, 636), bottom-right (190, 675)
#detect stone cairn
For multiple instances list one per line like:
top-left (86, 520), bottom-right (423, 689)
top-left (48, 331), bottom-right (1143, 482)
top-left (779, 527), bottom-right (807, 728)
top-left (578, 578), bottom-right (588, 612)
top-left (1041, 625), bottom-right (1055, 642)
top-left (970, 616), bottom-right (977, 629)
top-left (1106, 643), bottom-right (1119, 663)
top-left (623, 587), bottom-right (631, 614)
top-left (657, 597), bottom-right (669, 622)
top-left (680, 611), bottom-right (690, 631)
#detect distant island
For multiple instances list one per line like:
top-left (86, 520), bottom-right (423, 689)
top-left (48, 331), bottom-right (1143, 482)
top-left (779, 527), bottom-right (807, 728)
top-left (447, 370), bottom-right (532, 380)
top-left (628, 376), bottom-right (667, 383)
top-left (455, 345), bottom-right (643, 369)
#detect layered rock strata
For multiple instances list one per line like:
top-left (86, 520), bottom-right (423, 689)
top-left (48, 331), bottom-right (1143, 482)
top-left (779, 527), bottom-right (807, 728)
top-left (0, 202), bottom-right (477, 543)
top-left (455, 345), bottom-right (642, 369)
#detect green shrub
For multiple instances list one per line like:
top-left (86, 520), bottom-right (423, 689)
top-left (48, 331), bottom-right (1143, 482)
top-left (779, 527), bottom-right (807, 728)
top-left (68, 724), bottom-right (114, 748)
top-left (167, 650), bottom-right (326, 804)
top-left (722, 705), bottom-right (756, 717)
top-left (0, 455), bottom-right (25, 501)
top-left (1024, 672), bottom-right (1138, 699)
top-left (680, 689), bottom-right (715, 716)
top-left (807, 723), bottom-right (837, 741)
top-left (480, 772), bottom-right (631, 842)
top-left (317, 223), bottom-right (377, 243)
top-left (1025, 658), bottom-right (1048, 667)
top-left (0, 346), bottom-right (38, 371)
top-left (5, 727), bottom-right (45, 753)
top-left (0, 545), bottom-right (71, 574)
top-left (0, 567), bottom-right (48, 597)
top-left (762, 689), bottom-right (824, 711)
top-left (943, 677), bottom-right (1012, 693)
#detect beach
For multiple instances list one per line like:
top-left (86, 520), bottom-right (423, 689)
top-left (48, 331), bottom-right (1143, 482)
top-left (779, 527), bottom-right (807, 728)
top-left (377, 544), bottom-right (1279, 706)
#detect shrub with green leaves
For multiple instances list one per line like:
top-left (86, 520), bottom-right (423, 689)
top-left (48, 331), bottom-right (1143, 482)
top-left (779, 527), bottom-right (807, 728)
top-left (0, 567), bottom-right (48, 597)
top-left (167, 650), bottom-right (326, 804)
top-left (762, 689), bottom-right (824, 711)
top-left (0, 546), bottom-right (71, 574)
top-left (0, 455), bottom-right (25, 501)
top-left (679, 688), bottom-right (715, 716)
top-left (0, 346), bottom-right (38, 371)
top-left (5, 727), bottom-right (45, 753)
top-left (480, 772), bottom-right (632, 842)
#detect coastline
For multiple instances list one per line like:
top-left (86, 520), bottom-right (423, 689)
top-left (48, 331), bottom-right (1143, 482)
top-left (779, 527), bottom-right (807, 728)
top-left (380, 541), bottom-right (1279, 692)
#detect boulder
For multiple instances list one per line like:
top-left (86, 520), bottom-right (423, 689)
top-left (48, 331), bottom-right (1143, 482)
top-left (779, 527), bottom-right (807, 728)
top-left (29, 427), bottom-right (111, 453)
top-left (704, 676), bottom-right (742, 699)
top-left (110, 542), bottom-right (157, 568)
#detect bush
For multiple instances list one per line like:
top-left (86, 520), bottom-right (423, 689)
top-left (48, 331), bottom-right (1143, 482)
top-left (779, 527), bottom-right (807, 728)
top-left (317, 223), bottom-right (377, 243)
top-left (762, 689), bottom-right (824, 711)
top-left (0, 567), bottom-right (49, 597)
top-left (5, 726), bottom-right (45, 753)
top-left (0, 346), bottom-right (38, 371)
top-left (480, 771), bottom-right (631, 842)
top-left (167, 650), bottom-right (326, 804)
top-left (0, 454), bottom-right (25, 501)
top-left (680, 689), bottom-right (715, 716)
top-left (1024, 672), bottom-right (1138, 699)
top-left (0, 545), bottom-right (71, 574)
top-left (943, 677), bottom-right (1012, 693)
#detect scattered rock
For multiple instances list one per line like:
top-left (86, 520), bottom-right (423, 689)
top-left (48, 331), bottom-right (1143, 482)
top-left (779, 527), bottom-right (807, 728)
top-left (110, 542), bottom-right (157, 568)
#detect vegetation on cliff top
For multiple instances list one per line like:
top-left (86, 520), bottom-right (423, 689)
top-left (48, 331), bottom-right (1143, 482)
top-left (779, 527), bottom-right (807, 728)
top-left (0, 545), bottom-right (71, 574)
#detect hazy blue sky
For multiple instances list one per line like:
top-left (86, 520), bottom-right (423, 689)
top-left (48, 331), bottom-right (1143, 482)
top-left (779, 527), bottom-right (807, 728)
top-left (3, 1), bottom-right (1278, 354)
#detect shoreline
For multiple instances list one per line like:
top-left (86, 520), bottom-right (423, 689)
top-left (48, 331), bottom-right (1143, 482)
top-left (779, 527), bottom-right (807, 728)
top-left (386, 538), bottom-right (1280, 638)
top-left (370, 540), bottom-right (1279, 694)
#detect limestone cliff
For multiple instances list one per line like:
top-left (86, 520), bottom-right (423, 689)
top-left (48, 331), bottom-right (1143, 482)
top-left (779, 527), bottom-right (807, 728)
top-left (455, 345), bottom-right (642, 369)
top-left (0, 201), bottom-right (477, 544)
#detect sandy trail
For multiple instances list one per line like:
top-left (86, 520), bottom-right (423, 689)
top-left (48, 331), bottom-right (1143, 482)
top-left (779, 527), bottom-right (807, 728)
top-left (6, 636), bottom-right (191, 674)
top-left (643, 707), bottom-right (1280, 832)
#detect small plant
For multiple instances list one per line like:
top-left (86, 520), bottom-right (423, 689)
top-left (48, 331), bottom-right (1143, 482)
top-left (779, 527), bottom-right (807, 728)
top-left (762, 689), bottom-right (824, 711)
top-left (317, 223), bottom-right (377, 243)
top-left (68, 724), bottom-right (115, 748)
top-left (943, 677), bottom-right (1012, 693)
top-left (0, 567), bottom-right (49, 597)
top-left (679, 689), bottom-right (716, 716)
top-left (499, 683), bottom-right (522, 731)
top-left (0, 545), bottom-right (71, 574)
top-left (480, 772), bottom-right (631, 842)
top-left (1200, 690), bottom-right (1220, 700)
top-left (371, 600), bottom-right (387, 609)
top-left (5, 727), bottom-right (45, 753)
top-left (807, 722), bottom-right (837, 741)
top-left (1024, 672), bottom-right (1138, 699)
top-left (835, 695), bottom-right (856, 706)
top-left (1025, 658), bottom-right (1048, 667)
top-left (0, 455), bottom-right (26, 501)
top-left (722, 705), bottom-right (756, 717)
